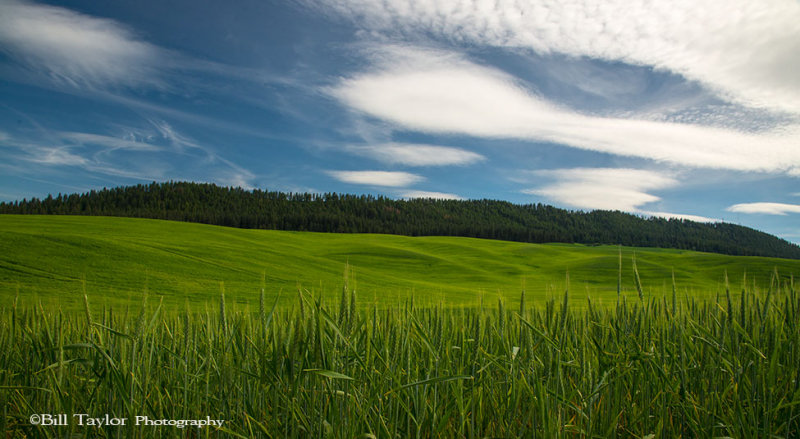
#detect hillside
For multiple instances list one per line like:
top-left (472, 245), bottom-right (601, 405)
top-left (2, 182), bottom-right (799, 259)
top-left (1, 215), bottom-right (797, 308)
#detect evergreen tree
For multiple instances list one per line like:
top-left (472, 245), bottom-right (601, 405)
top-left (2, 181), bottom-right (798, 259)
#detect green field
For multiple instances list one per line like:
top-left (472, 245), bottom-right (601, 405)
top-left (1, 215), bottom-right (798, 309)
top-left (2, 284), bottom-right (798, 437)
top-left (2, 215), bottom-right (800, 437)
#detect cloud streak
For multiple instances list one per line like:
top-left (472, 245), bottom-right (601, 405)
top-left (523, 167), bottom-right (717, 221)
top-left (327, 170), bottom-right (424, 187)
top-left (638, 211), bottom-right (719, 223)
top-left (330, 47), bottom-right (800, 175)
top-left (0, 0), bottom-right (163, 89)
top-left (61, 132), bottom-right (161, 152)
top-left (312, 0), bottom-right (800, 115)
top-left (727, 203), bottom-right (800, 215)
top-left (2, 121), bottom-right (257, 188)
top-left (347, 142), bottom-right (484, 166)
top-left (524, 168), bottom-right (677, 212)
top-left (401, 190), bottom-right (462, 200)
top-left (25, 146), bottom-right (89, 167)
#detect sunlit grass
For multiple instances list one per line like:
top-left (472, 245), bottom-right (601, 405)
top-left (2, 215), bottom-right (798, 309)
top-left (1, 273), bottom-right (798, 438)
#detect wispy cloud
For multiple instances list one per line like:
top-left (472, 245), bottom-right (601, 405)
top-left (25, 146), bottom-right (89, 166)
top-left (347, 142), bottom-right (484, 166)
top-left (311, 0), bottom-right (800, 115)
top-left (638, 211), bottom-right (719, 223)
top-left (139, 120), bottom-right (258, 189)
top-left (727, 203), bottom-right (800, 215)
top-left (0, 0), bottom-right (164, 89)
top-left (327, 170), bottom-right (424, 187)
top-left (213, 170), bottom-right (256, 190)
top-left (2, 120), bottom-right (257, 188)
top-left (148, 119), bottom-right (203, 151)
top-left (208, 157), bottom-right (256, 190)
top-left (401, 190), bottom-right (462, 200)
top-left (7, 137), bottom-right (166, 180)
top-left (523, 167), bottom-right (718, 221)
top-left (523, 168), bottom-right (677, 212)
top-left (330, 46), bottom-right (800, 175)
top-left (61, 132), bottom-right (160, 152)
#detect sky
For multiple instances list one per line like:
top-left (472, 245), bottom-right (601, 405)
top-left (1, 0), bottom-right (799, 244)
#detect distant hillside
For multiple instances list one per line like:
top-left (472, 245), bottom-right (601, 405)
top-left (2, 215), bottom-right (798, 308)
top-left (2, 181), bottom-right (799, 259)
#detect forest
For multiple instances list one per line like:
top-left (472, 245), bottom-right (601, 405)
top-left (2, 181), bottom-right (799, 259)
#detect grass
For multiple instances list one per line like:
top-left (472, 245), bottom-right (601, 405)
top-left (1, 278), bottom-right (798, 438)
top-left (2, 215), bottom-right (799, 437)
top-left (1, 215), bottom-right (798, 309)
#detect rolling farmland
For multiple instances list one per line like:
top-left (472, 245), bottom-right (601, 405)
top-left (1, 215), bottom-right (799, 437)
top-left (1, 215), bottom-right (797, 309)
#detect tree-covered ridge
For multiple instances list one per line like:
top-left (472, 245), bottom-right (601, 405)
top-left (2, 181), bottom-right (799, 259)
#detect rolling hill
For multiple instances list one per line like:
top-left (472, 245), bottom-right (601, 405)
top-left (2, 181), bottom-right (799, 259)
top-left (1, 215), bottom-right (797, 309)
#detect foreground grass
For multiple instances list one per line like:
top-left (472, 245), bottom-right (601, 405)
top-left (2, 215), bottom-right (799, 308)
top-left (1, 276), bottom-right (799, 438)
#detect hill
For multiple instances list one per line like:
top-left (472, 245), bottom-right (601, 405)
top-left (1, 215), bottom-right (797, 308)
top-left (1, 181), bottom-right (799, 259)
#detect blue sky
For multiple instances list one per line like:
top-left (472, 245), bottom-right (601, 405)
top-left (1, 0), bottom-right (799, 243)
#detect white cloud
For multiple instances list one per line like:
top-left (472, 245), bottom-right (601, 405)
top-left (143, 121), bottom-right (257, 188)
top-left (727, 202), bottom-right (800, 215)
top-left (639, 211), bottom-right (719, 223)
top-left (401, 190), bottom-right (462, 200)
top-left (15, 140), bottom-right (164, 179)
top-left (330, 47), bottom-right (800, 174)
top-left (61, 132), bottom-right (160, 151)
top-left (312, 0), bottom-right (800, 115)
top-left (524, 167), bottom-right (717, 221)
top-left (524, 168), bottom-right (677, 211)
top-left (327, 170), bottom-right (424, 187)
top-left (215, 170), bottom-right (256, 190)
top-left (347, 142), bottom-right (484, 166)
top-left (3, 124), bottom-right (256, 188)
top-left (149, 120), bottom-right (203, 150)
top-left (27, 146), bottom-right (89, 166)
top-left (0, 0), bottom-right (162, 89)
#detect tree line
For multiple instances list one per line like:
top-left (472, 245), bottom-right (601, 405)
top-left (2, 181), bottom-right (799, 259)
